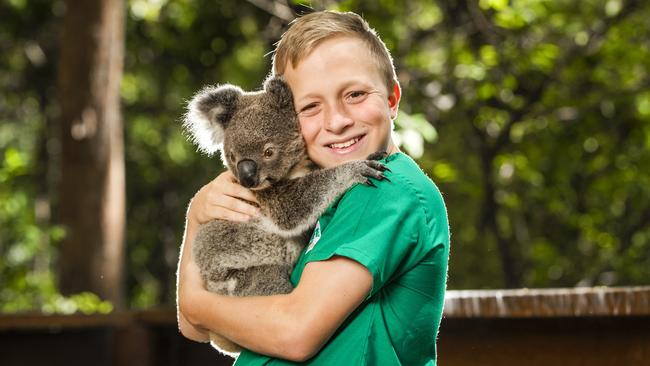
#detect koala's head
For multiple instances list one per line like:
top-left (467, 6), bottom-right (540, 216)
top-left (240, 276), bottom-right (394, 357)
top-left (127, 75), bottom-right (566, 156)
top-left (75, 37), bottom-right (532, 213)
top-left (184, 76), bottom-right (308, 189)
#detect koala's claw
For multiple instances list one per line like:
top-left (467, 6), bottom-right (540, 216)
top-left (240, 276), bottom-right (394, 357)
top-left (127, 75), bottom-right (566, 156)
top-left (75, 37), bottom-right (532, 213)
top-left (359, 160), bottom-right (389, 182)
top-left (367, 161), bottom-right (390, 172)
top-left (364, 179), bottom-right (377, 187)
top-left (364, 160), bottom-right (387, 172)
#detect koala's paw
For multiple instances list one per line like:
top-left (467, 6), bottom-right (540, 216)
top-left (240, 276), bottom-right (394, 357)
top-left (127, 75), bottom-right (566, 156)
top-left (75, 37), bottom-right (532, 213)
top-left (366, 150), bottom-right (388, 161)
top-left (352, 160), bottom-right (390, 187)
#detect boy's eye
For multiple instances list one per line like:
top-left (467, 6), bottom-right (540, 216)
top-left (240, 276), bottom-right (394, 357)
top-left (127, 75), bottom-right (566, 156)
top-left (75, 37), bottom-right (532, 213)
top-left (347, 91), bottom-right (368, 101)
top-left (301, 103), bottom-right (317, 111)
top-left (299, 103), bottom-right (320, 116)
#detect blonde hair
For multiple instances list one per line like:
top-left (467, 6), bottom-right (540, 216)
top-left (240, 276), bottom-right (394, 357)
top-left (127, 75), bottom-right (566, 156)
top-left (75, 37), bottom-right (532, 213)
top-left (272, 10), bottom-right (398, 92)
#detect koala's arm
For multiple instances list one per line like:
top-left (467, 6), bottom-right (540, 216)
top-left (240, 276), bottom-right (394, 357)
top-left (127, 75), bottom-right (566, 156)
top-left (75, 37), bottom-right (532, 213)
top-left (255, 160), bottom-right (387, 236)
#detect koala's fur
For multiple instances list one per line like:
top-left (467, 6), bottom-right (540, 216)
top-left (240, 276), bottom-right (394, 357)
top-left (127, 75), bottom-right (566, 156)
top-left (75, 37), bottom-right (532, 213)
top-left (183, 76), bottom-right (387, 357)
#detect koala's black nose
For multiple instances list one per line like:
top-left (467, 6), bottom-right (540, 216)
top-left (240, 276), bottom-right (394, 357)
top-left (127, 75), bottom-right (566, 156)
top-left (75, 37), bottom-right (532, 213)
top-left (237, 159), bottom-right (259, 188)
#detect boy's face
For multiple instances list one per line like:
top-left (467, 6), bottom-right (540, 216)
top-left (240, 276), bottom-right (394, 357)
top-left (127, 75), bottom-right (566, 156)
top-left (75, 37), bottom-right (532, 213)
top-left (283, 36), bottom-right (400, 169)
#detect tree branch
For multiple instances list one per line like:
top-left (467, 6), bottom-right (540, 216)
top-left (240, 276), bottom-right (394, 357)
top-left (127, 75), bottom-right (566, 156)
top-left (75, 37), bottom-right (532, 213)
top-left (245, 0), bottom-right (295, 22)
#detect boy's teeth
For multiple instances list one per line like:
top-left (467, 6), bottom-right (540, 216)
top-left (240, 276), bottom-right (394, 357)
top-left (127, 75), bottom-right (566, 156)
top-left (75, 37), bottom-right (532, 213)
top-left (330, 137), bottom-right (359, 149)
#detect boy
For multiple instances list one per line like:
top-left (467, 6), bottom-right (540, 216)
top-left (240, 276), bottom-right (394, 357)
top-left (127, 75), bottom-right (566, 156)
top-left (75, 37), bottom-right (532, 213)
top-left (177, 10), bottom-right (450, 365)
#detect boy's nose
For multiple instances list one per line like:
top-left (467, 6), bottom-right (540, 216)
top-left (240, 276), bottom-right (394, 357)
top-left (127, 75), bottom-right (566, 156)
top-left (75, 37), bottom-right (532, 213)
top-left (325, 106), bottom-right (354, 133)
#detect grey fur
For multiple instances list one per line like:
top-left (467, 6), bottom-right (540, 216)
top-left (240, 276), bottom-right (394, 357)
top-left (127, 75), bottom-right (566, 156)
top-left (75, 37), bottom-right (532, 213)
top-left (184, 76), bottom-right (387, 357)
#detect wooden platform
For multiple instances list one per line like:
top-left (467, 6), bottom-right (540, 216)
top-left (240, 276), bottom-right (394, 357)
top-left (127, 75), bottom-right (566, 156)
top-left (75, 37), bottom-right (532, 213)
top-left (1, 287), bottom-right (649, 366)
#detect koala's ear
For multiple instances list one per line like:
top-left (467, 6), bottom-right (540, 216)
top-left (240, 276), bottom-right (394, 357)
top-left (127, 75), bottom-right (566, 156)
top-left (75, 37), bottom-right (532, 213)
top-left (264, 76), bottom-right (294, 110)
top-left (183, 84), bottom-right (242, 155)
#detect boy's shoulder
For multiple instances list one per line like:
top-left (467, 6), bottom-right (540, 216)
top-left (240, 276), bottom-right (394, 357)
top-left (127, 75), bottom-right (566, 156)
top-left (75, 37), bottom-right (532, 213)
top-left (381, 152), bottom-right (441, 196)
top-left (343, 152), bottom-right (445, 216)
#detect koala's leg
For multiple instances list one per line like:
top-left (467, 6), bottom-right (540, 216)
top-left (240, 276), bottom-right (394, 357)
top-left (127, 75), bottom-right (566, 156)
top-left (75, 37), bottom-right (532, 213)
top-left (229, 264), bottom-right (294, 296)
top-left (209, 332), bottom-right (242, 357)
top-left (193, 220), bottom-right (290, 274)
top-left (205, 269), bottom-right (239, 295)
top-left (205, 265), bottom-right (293, 357)
top-left (256, 160), bottom-right (388, 236)
top-left (204, 263), bottom-right (293, 296)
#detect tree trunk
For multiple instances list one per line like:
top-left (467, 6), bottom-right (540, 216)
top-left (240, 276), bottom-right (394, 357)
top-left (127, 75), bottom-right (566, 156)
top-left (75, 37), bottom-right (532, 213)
top-left (58, 0), bottom-right (125, 309)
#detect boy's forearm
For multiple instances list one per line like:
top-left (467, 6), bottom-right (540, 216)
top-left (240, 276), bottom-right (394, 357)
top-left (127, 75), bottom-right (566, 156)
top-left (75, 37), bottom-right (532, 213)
top-left (185, 290), bottom-right (304, 359)
top-left (178, 307), bottom-right (210, 342)
top-left (177, 200), bottom-right (210, 341)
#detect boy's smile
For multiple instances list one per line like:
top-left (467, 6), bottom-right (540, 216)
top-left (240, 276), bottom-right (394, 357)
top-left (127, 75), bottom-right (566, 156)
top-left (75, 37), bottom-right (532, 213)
top-left (283, 36), bottom-right (400, 168)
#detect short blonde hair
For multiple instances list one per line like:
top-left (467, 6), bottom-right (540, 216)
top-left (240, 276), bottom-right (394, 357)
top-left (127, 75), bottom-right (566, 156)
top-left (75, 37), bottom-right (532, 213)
top-left (272, 10), bottom-right (398, 92)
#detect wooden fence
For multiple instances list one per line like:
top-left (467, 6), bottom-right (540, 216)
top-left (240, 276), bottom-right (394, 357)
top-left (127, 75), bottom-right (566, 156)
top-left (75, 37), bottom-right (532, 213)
top-left (1, 287), bottom-right (649, 366)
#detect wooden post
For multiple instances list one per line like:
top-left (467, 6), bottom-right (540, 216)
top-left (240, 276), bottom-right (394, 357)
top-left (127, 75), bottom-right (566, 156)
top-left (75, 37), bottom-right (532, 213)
top-left (57, 0), bottom-right (126, 308)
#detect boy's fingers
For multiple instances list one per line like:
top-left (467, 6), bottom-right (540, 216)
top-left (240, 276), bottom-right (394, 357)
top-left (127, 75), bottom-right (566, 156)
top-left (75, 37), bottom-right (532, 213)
top-left (213, 194), bottom-right (259, 218)
top-left (208, 205), bottom-right (253, 222)
top-left (223, 211), bottom-right (254, 223)
top-left (212, 173), bottom-right (259, 204)
top-left (222, 170), bottom-right (238, 182)
top-left (229, 184), bottom-right (259, 204)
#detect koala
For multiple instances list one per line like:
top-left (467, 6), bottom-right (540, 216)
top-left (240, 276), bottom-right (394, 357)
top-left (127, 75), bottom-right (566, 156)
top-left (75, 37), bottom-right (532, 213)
top-left (183, 76), bottom-right (387, 357)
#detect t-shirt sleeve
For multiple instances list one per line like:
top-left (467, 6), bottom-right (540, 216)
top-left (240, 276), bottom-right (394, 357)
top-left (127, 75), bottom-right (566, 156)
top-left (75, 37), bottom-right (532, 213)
top-left (302, 181), bottom-right (434, 298)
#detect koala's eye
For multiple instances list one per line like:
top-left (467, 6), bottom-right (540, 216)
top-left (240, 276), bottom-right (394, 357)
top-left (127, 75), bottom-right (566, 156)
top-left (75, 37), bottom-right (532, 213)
top-left (229, 152), bottom-right (235, 162)
top-left (263, 148), bottom-right (274, 159)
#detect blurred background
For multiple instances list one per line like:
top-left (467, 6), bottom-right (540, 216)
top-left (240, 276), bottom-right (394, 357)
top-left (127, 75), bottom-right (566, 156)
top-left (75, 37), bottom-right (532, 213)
top-left (1, 0), bottom-right (649, 316)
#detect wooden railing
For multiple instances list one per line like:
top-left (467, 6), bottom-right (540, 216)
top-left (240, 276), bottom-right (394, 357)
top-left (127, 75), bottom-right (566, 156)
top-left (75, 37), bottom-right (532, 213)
top-left (0, 309), bottom-right (231, 366)
top-left (444, 286), bottom-right (650, 317)
top-left (439, 286), bottom-right (650, 366)
top-left (1, 287), bottom-right (649, 366)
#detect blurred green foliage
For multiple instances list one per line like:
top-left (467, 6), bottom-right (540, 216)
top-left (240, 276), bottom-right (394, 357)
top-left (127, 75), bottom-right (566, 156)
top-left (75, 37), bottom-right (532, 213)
top-left (1, 0), bottom-right (649, 312)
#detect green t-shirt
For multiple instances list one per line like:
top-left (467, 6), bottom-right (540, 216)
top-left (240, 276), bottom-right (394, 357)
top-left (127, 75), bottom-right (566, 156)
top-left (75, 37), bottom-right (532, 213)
top-left (235, 152), bottom-right (450, 365)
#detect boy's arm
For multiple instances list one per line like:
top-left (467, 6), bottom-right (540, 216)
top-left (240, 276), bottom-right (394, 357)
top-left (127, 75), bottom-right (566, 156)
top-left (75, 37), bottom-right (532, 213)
top-left (176, 169), bottom-right (260, 340)
top-left (176, 201), bottom-right (210, 342)
top-left (177, 212), bottom-right (372, 361)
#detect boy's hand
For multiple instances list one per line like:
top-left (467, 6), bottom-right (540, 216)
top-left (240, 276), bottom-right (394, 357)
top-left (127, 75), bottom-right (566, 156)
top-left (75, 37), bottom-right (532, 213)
top-left (190, 170), bottom-right (260, 224)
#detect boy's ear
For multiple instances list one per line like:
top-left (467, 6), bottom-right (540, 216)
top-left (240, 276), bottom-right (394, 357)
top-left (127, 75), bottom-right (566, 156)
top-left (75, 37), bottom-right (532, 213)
top-left (264, 75), bottom-right (294, 110)
top-left (388, 82), bottom-right (401, 119)
top-left (184, 84), bottom-right (242, 155)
